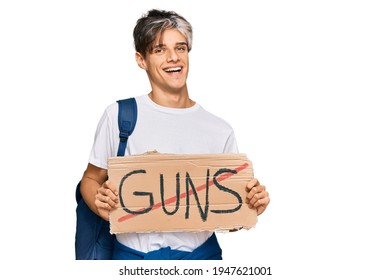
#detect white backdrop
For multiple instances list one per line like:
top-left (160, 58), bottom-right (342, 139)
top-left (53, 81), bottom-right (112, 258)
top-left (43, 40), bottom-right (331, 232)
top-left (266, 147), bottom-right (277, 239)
top-left (1, 0), bottom-right (390, 279)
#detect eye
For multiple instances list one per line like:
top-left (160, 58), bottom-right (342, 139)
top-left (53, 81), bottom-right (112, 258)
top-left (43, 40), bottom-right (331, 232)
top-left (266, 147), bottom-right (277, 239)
top-left (153, 46), bottom-right (165, 54)
top-left (176, 45), bottom-right (188, 52)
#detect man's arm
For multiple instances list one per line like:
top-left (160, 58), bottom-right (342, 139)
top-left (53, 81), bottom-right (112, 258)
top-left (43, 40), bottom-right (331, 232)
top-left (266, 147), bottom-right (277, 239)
top-left (80, 163), bottom-right (118, 221)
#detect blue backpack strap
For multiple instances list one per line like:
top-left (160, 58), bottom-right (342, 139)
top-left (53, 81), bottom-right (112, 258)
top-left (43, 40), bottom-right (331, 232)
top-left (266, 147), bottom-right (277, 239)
top-left (75, 97), bottom-right (137, 260)
top-left (117, 97), bottom-right (137, 156)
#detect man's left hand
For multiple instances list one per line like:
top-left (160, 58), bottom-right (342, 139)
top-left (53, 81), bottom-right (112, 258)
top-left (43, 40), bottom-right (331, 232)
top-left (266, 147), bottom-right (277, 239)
top-left (246, 178), bottom-right (270, 215)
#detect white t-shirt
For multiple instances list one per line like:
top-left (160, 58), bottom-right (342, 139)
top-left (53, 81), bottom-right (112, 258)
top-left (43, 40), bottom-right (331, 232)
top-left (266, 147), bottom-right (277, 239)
top-left (89, 94), bottom-right (238, 252)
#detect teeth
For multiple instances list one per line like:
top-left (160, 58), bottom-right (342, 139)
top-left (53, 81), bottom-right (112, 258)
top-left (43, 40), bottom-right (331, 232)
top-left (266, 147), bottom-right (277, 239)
top-left (165, 67), bottom-right (181, 72)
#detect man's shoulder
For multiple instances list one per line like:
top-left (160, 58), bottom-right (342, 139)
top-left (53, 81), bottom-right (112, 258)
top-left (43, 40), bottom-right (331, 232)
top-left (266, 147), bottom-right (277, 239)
top-left (104, 95), bottom-right (142, 115)
top-left (102, 101), bottom-right (119, 116)
top-left (197, 105), bottom-right (234, 130)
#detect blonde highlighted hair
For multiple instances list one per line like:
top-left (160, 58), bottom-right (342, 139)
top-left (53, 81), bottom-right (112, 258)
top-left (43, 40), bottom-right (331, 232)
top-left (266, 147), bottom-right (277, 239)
top-left (133, 9), bottom-right (193, 57)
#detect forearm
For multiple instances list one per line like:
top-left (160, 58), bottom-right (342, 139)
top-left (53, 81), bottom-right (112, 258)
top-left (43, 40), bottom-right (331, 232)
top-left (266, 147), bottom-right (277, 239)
top-left (79, 163), bottom-right (108, 217)
top-left (80, 176), bottom-right (101, 216)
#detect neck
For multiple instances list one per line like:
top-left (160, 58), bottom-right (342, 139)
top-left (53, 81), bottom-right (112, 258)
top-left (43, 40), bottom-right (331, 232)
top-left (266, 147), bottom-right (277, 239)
top-left (148, 89), bottom-right (195, 108)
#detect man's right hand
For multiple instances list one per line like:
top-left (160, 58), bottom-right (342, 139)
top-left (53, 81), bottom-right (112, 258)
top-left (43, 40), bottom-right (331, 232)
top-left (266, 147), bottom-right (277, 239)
top-left (95, 180), bottom-right (119, 221)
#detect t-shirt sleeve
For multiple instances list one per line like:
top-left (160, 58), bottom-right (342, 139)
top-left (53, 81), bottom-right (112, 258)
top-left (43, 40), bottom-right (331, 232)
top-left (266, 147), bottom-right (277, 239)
top-left (88, 107), bottom-right (116, 169)
top-left (223, 130), bottom-right (239, 153)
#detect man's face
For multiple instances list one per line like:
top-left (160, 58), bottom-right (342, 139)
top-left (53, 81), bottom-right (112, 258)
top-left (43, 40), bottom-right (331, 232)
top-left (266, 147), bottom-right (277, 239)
top-left (137, 29), bottom-right (189, 94)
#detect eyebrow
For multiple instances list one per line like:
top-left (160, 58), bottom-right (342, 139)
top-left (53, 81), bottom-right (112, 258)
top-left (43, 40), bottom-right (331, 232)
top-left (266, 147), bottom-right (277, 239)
top-left (153, 42), bottom-right (188, 48)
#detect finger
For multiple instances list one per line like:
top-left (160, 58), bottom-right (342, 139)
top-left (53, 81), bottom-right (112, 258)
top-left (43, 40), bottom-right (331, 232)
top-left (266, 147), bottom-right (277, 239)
top-left (104, 188), bottom-right (119, 204)
top-left (246, 185), bottom-right (266, 204)
top-left (95, 198), bottom-right (112, 211)
top-left (103, 180), bottom-right (119, 196)
top-left (248, 189), bottom-right (269, 208)
top-left (245, 178), bottom-right (259, 192)
top-left (247, 191), bottom-right (264, 208)
top-left (247, 185), bottom-right (266, 198)
top-left (96, 192), bottom-right (118, 208)
top-left (252, 194), bottom-right (270, 208)
top-left (255, 197), bottom-right (270, 215)
top-left (98, 182), bottom-right (119, 203)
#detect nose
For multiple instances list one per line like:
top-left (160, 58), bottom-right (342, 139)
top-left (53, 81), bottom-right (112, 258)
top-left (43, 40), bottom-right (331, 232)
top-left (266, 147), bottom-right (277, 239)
top-left (167, 49), bottom-right (179, 62)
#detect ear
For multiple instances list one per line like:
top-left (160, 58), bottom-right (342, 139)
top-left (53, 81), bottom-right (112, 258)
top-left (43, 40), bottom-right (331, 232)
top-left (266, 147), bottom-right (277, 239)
top-left (135, 52), bottom-right (147, 70)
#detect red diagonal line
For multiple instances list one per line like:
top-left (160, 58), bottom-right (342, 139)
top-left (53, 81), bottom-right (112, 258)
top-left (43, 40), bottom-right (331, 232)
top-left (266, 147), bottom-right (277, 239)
top-left (117, 162), bottom-right (249, 222)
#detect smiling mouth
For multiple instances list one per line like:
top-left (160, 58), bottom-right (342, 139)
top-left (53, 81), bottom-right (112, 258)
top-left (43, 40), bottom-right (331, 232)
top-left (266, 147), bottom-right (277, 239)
top-left (164, 67), bottom-right (182, 73)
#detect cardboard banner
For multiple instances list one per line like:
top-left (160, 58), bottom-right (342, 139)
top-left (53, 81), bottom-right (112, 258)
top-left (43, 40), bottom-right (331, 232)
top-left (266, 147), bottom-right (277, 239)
top-left (108, 153), bottom-right (257, 233)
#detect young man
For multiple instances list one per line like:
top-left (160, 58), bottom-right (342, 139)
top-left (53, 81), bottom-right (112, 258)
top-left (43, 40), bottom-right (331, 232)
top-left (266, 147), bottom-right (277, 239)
top-left (80, 9), bottom-right (270, 260)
